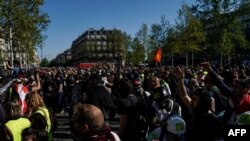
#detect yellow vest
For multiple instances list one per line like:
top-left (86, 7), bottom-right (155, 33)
top-left (5, 118), bottom-right (31, 141)
top-left (35, 107), bottom-right (53, 141)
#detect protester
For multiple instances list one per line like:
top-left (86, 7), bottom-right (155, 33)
top-left (86, 73), bottom-right (115, 123)
top-left (5, 60), bottom-right (22, 78)
top-left (70, 103), bottom-right (120, 141)
top-left (201, 62), bottom-right (250, 125)
top-left (176, 66), bottom-right (224, 141)
top-left (1, 100), bottom-right (31, 141)
top-left (6, 71), bottom-right (41, 115)
top-left (148, 75), bottom-right (181, 132)
top-left (117, 78), bottom-right (147, 141)
top-left (55, 70), bottom-right (65, 113)
top-left (26, 91), bottom-right (53, 141)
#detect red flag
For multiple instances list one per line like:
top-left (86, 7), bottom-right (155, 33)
top-left (153, 48), bottom-right (162, 62)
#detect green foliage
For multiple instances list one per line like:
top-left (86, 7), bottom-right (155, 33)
top-left (148, 15), bottom-right (170, 61)
top-left (129, 37), bottom-right (145, 66)
top-left (40, 57), bottom-right (49, 67)
top-left (107, 29), bottom-right (131, 66)
top-left (166, 27), bottom-right (182, 55)
top-left (193, 0), bottom-right (248, 59)
top-left (184, 17), bottom-right (205, 53)
top-left (166, 2), bottom-right (205, 66)
top-left (136, 23), bottom-right (149, 60)
top-left (0, 0), bottom-right (50, 63)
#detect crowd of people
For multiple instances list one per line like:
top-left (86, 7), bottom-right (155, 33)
top-left (0, 60), bottom-right (250, 141)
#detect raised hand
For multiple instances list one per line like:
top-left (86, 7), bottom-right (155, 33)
top-left (175, 66), bottom-right (185, 81)
top-left (200, 62), bottom-right (212, 73)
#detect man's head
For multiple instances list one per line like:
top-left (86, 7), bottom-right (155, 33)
top-left (92, 73), bottom-right (103, 84)
top-left (149, 76), bottom-right (161, 89)
top-left (13, 60), bottom-right (20, 67)
top-left (118, 78), bottom-right (133, 98)
top-left (233, 79), bottom-right (250, 96)
top-left (71, 104), bottom-right (105, 136)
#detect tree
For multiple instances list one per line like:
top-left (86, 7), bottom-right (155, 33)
top-left (40, 57), bottom-right (50, 67)
top-left (192, 0), bottom-right (248, 65)
top-left (136, 23), bottom-right (149, 61)
top-left (166, 26), bottom-right (182, 66)
top-left (172, 2), bottom-right (205, 67)
top-left (149, 15), bottom-right (170, 64)
top-left (0, 0), bottom-right (50, 64)
top-left (108, 29), bottom-right (129, 67)
top-left (184, 17), bottom-right (205, 67)
top-left (130, 37), bottom-right (145, 66)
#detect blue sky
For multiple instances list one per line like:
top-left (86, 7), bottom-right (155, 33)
top-left (39, 0), bottom-right (196, 60)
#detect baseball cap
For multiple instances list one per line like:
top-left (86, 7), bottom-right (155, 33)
top-left (166, 114), bottom-right (186, 135)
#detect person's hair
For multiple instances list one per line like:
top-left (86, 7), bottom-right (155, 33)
top-left (22, 127), bottom-right (36, 141)
top-left (193, 89), bottom-right (212, 116)
top-left (72, 103), bottom-right (104, 131)
top-left (22, 127), bottom-right (48, 141)
top-left (29, 113), bottom-right (47, 130)
top-left (13, 60), bottom-right (20, 66)
top-left (4, 100), bottom-right (22, 120)
top-left (149, 76), bottom-right (160, 87)
top-left (118, 78), bottom-right (133, 98)
top-left (0, 124), bottom-right (12, 141)
top-left (26, 91), bottom-right (45, 114)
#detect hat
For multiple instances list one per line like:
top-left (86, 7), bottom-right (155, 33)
top-left (235, 111), bottom-right (250, 125)
top-left (166, 114), bottom-right (186, 135)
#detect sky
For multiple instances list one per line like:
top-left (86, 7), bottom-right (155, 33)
top-left (39, 0), bottom-right (196, 60)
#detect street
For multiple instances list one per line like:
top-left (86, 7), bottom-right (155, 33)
top-left (53, 112), bottom-right (120, 140)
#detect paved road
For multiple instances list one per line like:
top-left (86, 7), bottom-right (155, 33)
top-left (53, 113), bottom-right (73, 141)
top-left (53, 112), bottom-right (120, 140)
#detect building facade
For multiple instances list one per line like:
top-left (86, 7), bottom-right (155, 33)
top-left (71, 28), bottom-right (124, 65)
top-left (50, 49), bottom-right (71, 66)
top-left (0, 38), bottom-right (39, 69)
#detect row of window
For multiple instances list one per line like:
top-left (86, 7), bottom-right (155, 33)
top-left (87, 35), bottom-right (107, 40)
top-left (73, 46), bottom-right (120, 52)
top-left (73, 53), bottom-right (120, 59)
